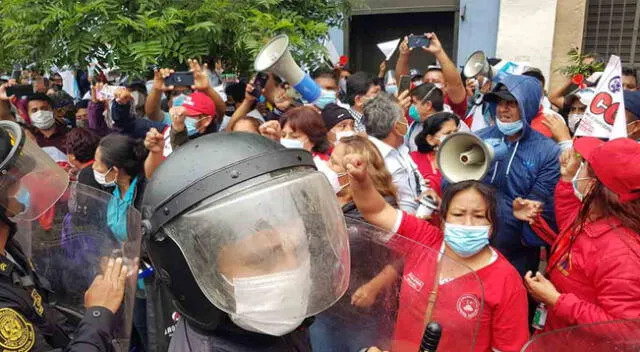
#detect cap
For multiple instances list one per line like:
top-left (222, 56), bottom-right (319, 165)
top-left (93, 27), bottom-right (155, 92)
top-left (321, 103), bottom-right (353, 130)
top-left (574, 137), bottom-right (640, 202)
top-left (567, 87), bottom-right (596, 107)
top-left (426, 65), bottom-right (442, 73)
top-left (484, 84), bottom-right (517, 103)
top-left (182, 92), bottom-right (216, 117)
top-left (409, 68), bottom-right (423, 80)
top-left (522, 67), bottom-right (545, 84)
top-left (623, 90), bottom-right (640, 118)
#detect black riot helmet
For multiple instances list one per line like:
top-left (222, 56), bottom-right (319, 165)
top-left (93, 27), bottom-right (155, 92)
top-left (141, 132), bottom-right (350, 334)
top-left (0, 120), bottom-right (68, 222)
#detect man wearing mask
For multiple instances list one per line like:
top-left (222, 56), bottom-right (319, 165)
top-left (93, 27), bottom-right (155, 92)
top-left (478, 74), bottom-right (561, 277)
top-left (345, 72), bottom-right (382, 133)
top-left (321, 103), bottom-right (356, 145)
top-left (624, 90), bottom-right (640, 140)
top-left (364, 93), bottom-right (423, 214)
top-left (27, 93), bottom-right (70, 151)
top-left (395, 33), bottom-right (467, 119)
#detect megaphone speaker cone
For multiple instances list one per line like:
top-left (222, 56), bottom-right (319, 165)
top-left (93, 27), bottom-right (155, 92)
top-left (463, 50), bottom-right (490, 79)
top-left (437, 132), bottom-right (493, 183)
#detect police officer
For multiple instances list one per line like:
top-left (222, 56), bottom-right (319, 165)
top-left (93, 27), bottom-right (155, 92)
top-left (0, 120), bottom-right (138, 351)
top-left (141, 132), bottom-right (351, 351)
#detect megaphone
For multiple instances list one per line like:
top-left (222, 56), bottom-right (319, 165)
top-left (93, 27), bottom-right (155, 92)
top-left (463, 51), bottom-right (493, 79)
top-left (437, 132), bottom-right (494, 183)
top-left (254, 34), bottom-right (322, 103)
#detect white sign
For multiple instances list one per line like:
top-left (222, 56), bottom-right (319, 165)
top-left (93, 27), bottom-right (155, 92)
top-left (575, 55), bottom-right (628, 140)
top-left (377, 39), bottom-right (401, 61)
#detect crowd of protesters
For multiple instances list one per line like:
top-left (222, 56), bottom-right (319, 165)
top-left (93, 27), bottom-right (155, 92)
top-left (1, 31), bottom-right (639, 352)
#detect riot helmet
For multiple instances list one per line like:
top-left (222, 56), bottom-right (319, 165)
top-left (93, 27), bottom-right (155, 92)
top-left (141, 132), bottom-right (350, 335)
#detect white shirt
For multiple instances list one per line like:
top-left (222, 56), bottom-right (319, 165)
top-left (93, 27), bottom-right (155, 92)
top-left (368, 136), bottom-right (424, 214)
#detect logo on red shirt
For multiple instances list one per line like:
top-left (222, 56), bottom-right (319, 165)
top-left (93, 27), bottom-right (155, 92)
top-left (456, 294), bottom-right (480, 319)
top-left (404, 272), bottom-right (424, 292)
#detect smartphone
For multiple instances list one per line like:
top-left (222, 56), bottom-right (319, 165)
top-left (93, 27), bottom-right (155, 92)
top-left (408, 35), bottom-right (430, 49)
top-left (252, 72), bottom-right (269, 98)
top-left (399, 75), bottom-right (411, 95)
top-left (6, 85), bottom-right (33, 97)
top-left (164, 72), bottom-right (195, 87)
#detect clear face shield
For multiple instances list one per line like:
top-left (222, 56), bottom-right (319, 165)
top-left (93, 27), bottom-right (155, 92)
top-left (160, 167), bottom-right (350, 335)
top-left (0, 121), bottom-right (69, 221)
top-left (14, 183), bottom-right (142, 351)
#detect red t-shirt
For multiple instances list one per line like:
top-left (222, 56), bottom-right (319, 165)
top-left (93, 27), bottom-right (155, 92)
top-left (409, 151), bottom-right (443, 197)
top-left (444, 94), bottom-right (468, 120)
top-left (391, 213), bottom-right (530, 352)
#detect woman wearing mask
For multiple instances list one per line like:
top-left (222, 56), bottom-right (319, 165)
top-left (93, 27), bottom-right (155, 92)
top-left (344, 153), bottom-right (529, 351)
top-left (91, 133), bottom-right (150, 349)
top-left (410, 112), bottom-right (459, 196)
top-left (311, 135), bottom-right (399, 351)
top-left (514, 137), bottom-right (640, 333)
top-left (321, 103), bottom-right (356, 145)
top-left (260, 106), bottom-right (332, 160)
top-left (65, 127), bottom-right (100, 184)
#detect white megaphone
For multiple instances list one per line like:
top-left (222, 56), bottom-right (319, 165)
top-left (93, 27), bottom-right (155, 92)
top-left (463, 51), bottom-right (494, 79)
top-left (254, 34), bottom-right (322, 103)
top-left (437, 132), bottom-right (496, 183)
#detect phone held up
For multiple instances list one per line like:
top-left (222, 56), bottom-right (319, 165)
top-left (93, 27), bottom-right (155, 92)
top-left (6, 85), bottom-right (33, 98)
top-left (408, 35), bottom-right (430, 49)
top-left (252, 72), bottom-right (269, 98)
top-left (399, 75), bottom-right (411, 95)
top-left (164, 72), bottom-right (195, 87)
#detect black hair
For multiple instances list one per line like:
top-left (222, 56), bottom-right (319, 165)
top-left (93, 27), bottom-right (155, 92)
top-left (225, 82), bottom-right (247, 104)
top-left (415, 112), bottom-right (460, 153)
top-left (410, 83), bottom-right (444, 112)
top-left (26, 93), bottom-right (53, 107)
top-left (622, 67), bottom-right (638, 82)
top-left (345, 72), bottom-right (378, 106)
top-left (65, 128), bottom-right (100, 163)
top-left (98, 133), bottom-right (148, 177)
top-left (441, 180), bottom-right (498, 239)
top-left (523, 69), bottom-right (545, 87)
top-left (312, 69), bottom-right (338, 82)
top-left (75, 99), bottom-right (89, 110)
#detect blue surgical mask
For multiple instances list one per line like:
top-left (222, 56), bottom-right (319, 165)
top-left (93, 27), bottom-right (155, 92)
top-left (409, 105), bottom-right (420, 121)
top-left (172, 94), bottom-right (187, 108)
top-left (185, 116), bottom-right (206, 136)
top-left (8, 187), bottom-right (30, 218)
top-left (496, 119), bottom-right (524, 136)
top-left (386, 85), bottom-right (398, 95)
top-left (314, 90), bottom-right (337, 109)
top-left (107, 177), bottom-right (139, 242)
top-left (280, 138), bottom-right (304, 149)
top-left (443, 223), bottom-right (490, 258)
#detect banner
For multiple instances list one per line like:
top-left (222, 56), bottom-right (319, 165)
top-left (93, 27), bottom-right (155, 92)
top-left (575, 55), bottom-right (628, 140)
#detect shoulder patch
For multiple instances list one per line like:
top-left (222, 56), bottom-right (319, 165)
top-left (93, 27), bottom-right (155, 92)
top-left (0, 308), bottom-right (35, 351)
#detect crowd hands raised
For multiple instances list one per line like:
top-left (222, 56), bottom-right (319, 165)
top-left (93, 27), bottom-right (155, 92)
top-left (1, 30), bottom-right (639, 352)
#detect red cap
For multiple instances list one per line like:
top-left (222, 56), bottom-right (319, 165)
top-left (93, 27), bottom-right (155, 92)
top-left (182, 92), bottom-right (216, 117)
top-left (574, 137), bottom-right (640, 202)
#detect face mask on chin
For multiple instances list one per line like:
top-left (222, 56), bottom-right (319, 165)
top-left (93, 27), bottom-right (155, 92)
top-left (496, 118), bottom-right (524, 136)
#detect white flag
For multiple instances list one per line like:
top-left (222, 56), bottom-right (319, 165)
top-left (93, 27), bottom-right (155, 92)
top-left (377, 39), bottom-right (401, 61)
top-left (324, 39), bottom-right (340, 66)
top-left (575, 55), bottom-right (628, 140)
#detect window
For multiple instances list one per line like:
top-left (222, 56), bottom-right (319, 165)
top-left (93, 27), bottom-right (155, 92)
top-left (583, 0), bottom-right (640, 69)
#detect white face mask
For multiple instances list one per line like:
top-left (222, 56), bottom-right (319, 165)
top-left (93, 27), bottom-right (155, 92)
top-left (30, 110), bottom-right (55, 130)
top-left (434, 83), bottom-right (444, 90)
top-left (437, 134), bottom-right (448, 144)
top-left (280, 138), bottom-right (304, 149)
top-left (335, 131), bottom-right (356, 142)
top-left (227, 259), bottom-right (311, 336)
top-left (567, 113), bottom-right (583, 133)
top-left (93, 167), bottom-right (116, 187)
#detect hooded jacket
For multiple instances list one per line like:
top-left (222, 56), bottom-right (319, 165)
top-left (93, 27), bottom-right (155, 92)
top-left (477, 75), bottom-right (561, 268)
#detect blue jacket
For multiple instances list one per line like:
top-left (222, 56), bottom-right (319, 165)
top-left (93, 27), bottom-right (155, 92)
top-left (477, 75), bottom-right (560, 261)
top-left (111, 101), bottom-right (167, 139)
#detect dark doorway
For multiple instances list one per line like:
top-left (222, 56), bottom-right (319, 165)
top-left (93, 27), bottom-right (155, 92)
top-left (348, 11), bottom-right (456, 75)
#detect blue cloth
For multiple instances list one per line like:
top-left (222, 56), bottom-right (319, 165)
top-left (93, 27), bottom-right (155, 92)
top-left (107, 176), bottom-right (139, 242)
top-left (476, 74), bottom-right (561, 272)
top-left (111, 101), bottom-right (167, 139)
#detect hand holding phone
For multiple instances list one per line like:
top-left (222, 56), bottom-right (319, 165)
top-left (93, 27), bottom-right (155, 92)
top-left (252, 72), bottom-right (269, 98)
top-left (6, 85), bottom-right (33, 98)
top-left (164, 72), bottom-right (195, 87)
top-left (408, 35), bottom-right (430, 49)
top-left (399, 75), bottom-right (411, 95)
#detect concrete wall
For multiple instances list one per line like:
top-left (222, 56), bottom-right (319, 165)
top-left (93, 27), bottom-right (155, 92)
top-left (549, 0), bottom-right (588, 90)
top-left (495, 0), bottom-right (559, 89)
top-left (456, 0), bottom-right (500, 66)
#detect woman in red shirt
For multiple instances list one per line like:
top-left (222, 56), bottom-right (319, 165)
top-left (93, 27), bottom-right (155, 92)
top-left (343, 153), bottom-right (529, 352)
top-left (410, 112), bottom-right (459, 196)
top-left (516, 137), bottom-right (640, 334)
